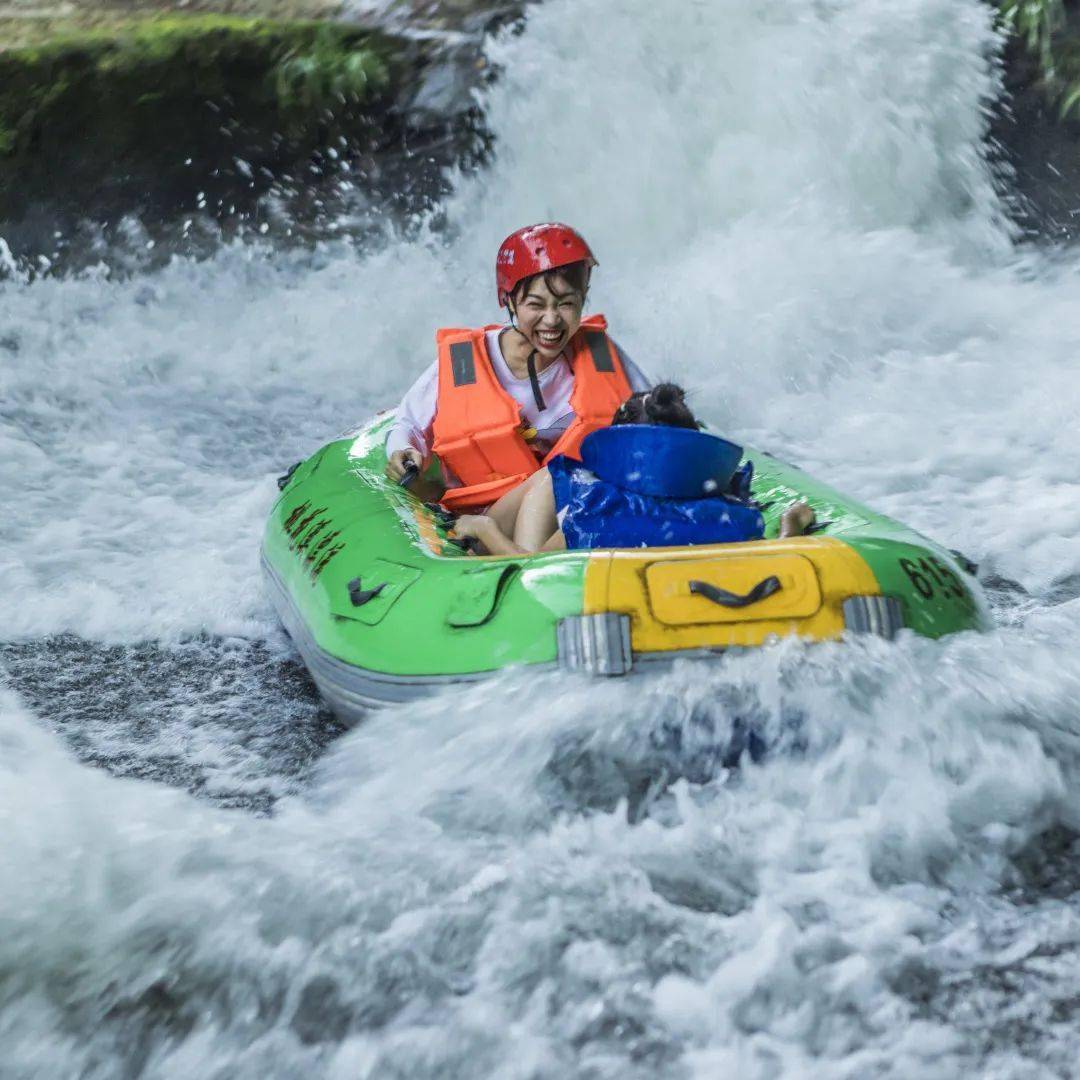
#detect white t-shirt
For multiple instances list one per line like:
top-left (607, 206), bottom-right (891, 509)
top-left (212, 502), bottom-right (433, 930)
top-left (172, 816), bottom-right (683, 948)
top-left (385, 327), bottom-right (651, 465)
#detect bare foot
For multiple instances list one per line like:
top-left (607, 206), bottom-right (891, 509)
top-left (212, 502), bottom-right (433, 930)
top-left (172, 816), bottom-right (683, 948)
top-left (779, 500), bottom-right (815, 538)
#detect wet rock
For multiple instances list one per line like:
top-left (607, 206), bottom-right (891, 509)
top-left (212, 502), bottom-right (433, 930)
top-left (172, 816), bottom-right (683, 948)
top-left (0, 634), bottom-right (344, 813)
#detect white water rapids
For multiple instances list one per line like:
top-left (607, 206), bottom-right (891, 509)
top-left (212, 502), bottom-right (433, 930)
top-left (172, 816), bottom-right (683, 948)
top-left (5, 0), bottom-right (1080, 1075)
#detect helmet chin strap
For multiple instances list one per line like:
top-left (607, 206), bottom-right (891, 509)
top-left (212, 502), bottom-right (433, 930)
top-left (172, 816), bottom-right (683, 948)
top-left (526, 349), bottom-right (546, 412)
top-left (506, 302), bottom-right (547, 412)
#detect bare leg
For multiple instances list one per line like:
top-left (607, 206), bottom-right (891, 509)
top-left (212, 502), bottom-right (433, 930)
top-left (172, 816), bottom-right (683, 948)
top-left (484, 468), bottom-right (547, 537)
top-left (513, 470), bottom-right (558, 550)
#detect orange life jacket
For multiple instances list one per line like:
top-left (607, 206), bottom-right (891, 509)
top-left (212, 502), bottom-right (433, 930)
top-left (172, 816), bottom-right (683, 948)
top-left (431, 314), bottom-right (633, 511)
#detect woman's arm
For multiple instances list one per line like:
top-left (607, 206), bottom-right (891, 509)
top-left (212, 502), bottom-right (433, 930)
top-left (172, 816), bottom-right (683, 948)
top-left (452, 514), bottom-right (565, 556)
top-left (385, 363), bottom-right (438, 480)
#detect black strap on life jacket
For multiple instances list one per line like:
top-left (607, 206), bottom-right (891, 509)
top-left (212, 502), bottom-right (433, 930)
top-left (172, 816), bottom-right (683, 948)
top-left (583, 329), bottom-right (614, 372)
top-left (449, 341), bottom-right (476, 387)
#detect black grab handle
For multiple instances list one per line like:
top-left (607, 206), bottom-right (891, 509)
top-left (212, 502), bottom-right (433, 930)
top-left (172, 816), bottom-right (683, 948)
top-left (276, 461), bottom-right (302, 491)
top-left (447, 535), bottom-right (482, 554)
top-left (418, 502), bottom-right (480, 553)
top-left (689, 575), bottom-right (782, 609)
top-left (348, 577), bottom-right (387, 607)
top-left (424, 502), bottom-right (458, 529)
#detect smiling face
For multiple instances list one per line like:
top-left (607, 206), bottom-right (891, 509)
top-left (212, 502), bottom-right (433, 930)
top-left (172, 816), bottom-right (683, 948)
top-left (508, 269), bottom-right (587, 360)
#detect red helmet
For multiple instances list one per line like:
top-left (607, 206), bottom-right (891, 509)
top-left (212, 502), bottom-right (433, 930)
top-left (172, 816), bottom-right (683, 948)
top-left (495, 223), bottom-right (597, 307)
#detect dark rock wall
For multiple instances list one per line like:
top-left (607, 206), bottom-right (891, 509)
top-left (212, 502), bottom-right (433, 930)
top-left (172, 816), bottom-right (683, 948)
top-left (0, 1), bottom-right (524, 268)
top-left (0, 20), bottom-right (399, 221)
top-left (992, 0), bottom-right (1080, 241)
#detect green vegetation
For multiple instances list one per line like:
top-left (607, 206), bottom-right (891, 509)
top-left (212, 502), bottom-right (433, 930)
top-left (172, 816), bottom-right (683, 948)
top-left (274, 25), bottom-right (390, 112)
top-left (1000, 0), bottom-right (1066, 72)
top-left (0, 15), bottom-right (395, 156)
top-left (997, 0), bottom-right (1080, 119)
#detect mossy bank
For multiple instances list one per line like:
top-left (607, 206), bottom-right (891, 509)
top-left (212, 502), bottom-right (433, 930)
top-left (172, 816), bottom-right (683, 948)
top-left (0, 5), bottom-right (504, 256)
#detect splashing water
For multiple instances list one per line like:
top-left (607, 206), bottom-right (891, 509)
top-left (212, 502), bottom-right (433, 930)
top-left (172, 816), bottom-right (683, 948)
top-left (4, 0), bottom-right (1080, 1074)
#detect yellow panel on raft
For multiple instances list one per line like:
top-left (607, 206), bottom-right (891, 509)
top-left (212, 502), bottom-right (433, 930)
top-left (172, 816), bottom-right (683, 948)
top-left (583, 537), bottom-right (881, 651)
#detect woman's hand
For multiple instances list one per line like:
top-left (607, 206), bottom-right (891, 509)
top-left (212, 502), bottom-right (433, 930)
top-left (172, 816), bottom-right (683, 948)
top-left (451, 514), bottom-right (492, 542)
top-left (450, 514), bottom-right (529, 557)
top-left (386, 447), bottom-right (423, 482)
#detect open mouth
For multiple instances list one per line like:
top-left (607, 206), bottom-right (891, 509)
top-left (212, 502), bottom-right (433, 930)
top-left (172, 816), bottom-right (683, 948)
top-left (536, 329), bottom-right (565, 350)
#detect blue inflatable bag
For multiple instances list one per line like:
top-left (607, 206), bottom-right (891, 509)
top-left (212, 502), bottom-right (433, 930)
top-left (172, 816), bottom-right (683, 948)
top-left (580, 424), bottom-right (744, 499)
top-left (549, 424), bottom-right (763, 551)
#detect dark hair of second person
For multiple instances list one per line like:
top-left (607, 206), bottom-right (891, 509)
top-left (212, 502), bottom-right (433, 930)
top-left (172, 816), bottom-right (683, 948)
top-left (611, 382), bottom-right (700, 429)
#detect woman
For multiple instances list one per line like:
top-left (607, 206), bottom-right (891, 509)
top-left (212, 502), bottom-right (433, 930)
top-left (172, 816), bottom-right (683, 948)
top-left (452, 384), bottom-right (816, 555)
top-left (384, 223), bottom-right (651, 511)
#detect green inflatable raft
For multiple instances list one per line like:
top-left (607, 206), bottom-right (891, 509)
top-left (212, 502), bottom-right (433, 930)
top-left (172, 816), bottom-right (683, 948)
top-left (261, 415), bottom-right (991, 720)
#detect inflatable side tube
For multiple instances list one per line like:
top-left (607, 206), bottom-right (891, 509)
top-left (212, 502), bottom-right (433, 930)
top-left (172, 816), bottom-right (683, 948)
top-left (261, 554), bottom-right (517, 720)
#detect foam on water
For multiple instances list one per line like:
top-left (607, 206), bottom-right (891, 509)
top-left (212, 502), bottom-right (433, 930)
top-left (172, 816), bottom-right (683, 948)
top-left (4, 0), bottom-right (1080, 1074)
top-left (2, 622), bottom-right (1080, 1076)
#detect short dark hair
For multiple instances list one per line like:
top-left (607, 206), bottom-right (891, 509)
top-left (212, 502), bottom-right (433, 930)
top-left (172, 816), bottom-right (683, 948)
top-left (510, 260), bottom-right (591, 309)
top-left (612, 383), bottom-right (700, 429)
